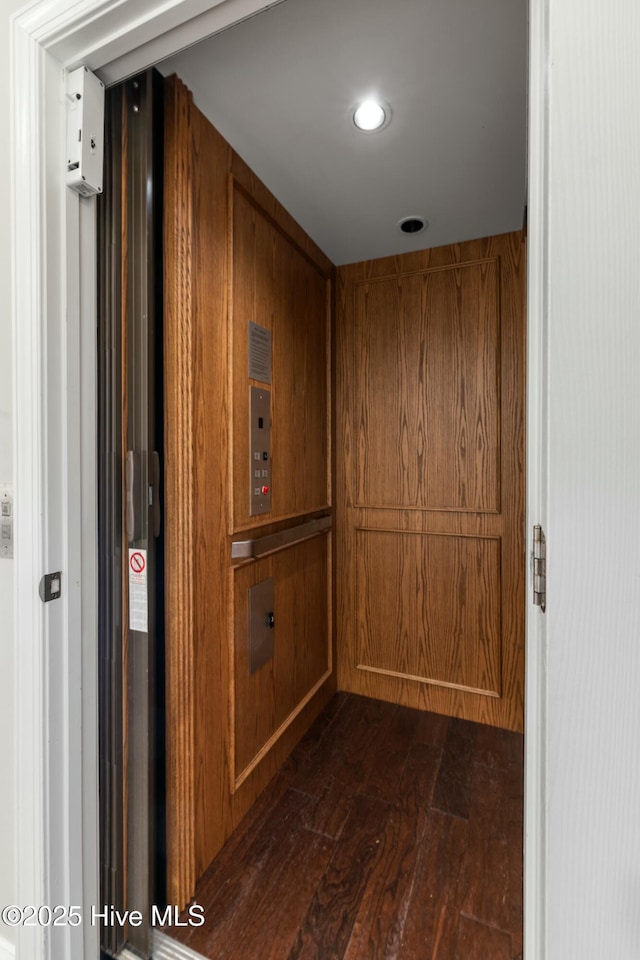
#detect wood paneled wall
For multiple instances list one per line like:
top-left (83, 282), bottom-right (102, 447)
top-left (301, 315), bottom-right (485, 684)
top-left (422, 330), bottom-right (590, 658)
top-left (336, 234), bottom-right (526, 732)
top-left (232, 535), bottom-right (331, 786)
top-left (164, 75), bottom-right (334, 909)
top-left (231, 183), bottom-right (330, 530)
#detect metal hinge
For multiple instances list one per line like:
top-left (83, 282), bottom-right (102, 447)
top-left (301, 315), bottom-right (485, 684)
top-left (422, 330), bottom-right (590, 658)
top-left (533, 525), bottom-right (546, 612)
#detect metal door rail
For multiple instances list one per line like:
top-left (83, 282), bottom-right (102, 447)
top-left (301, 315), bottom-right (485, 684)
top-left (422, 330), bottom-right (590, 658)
top-left (231, 515), bottom-right (332, 560)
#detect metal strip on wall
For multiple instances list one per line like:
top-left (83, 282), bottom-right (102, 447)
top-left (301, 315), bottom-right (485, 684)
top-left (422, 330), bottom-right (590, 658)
top-left (97, 69), bottom-right (165, 960)
top-left (97, 80), bottom-right (125, 960)
top-left (231, 515), bottom-right (332, 560)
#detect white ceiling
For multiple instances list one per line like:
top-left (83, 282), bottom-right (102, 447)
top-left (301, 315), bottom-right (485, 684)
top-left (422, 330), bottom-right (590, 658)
top-left (159, 0), bottom-right (528, 266)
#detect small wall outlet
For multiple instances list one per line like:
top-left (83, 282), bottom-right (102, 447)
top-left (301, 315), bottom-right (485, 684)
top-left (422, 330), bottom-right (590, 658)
top-left (0, 485), bottom-right (13, 559)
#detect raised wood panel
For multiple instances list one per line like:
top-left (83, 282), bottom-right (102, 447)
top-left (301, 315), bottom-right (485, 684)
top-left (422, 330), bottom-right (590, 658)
top-left (337, 233), bottom-right (525, 732)
top-left (164, 74), bottom-right (200, 908)
top-left (356, 529), bottom-right (501, 696)
top-left (354, 260), bottom-right (500, 512)
top-left (231, 182), bottom-right (331, 531)
top-left (164, 75), bottom-right (335, 908)
top-left (232, 534), bottom-right (331, 784)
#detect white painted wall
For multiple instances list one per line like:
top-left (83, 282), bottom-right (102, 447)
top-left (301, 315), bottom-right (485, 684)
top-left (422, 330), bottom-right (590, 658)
top-left (545, 2), bottom-right (640, 957)
top-left (0, 2), bottom-right (24, 951)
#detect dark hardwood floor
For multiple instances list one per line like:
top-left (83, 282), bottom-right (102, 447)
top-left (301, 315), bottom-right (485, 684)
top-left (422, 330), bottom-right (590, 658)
top-left (173, 694), bottom-right (524, 960)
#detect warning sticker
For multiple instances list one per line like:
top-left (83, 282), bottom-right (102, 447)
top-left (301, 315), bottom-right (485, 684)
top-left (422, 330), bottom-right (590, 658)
top-left (128, 548), bottom-right (148, 633)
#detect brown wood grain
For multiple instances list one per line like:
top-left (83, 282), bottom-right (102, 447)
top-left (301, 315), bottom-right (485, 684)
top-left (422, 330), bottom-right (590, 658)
top-left (289, 793), bottom-right (393, 960)
top-left (354, 260), bottom-right (500, 512)
top-left (232, 533), bottom-right (331, 782)
top-left (163, 74), bottom-right (199, 908)
top-left (336, 233), bottom-right (526, 732)
top-left (431, 717), bottom-right (478, 819)
top-left (163, 74), bottom-right (335, 908)
top-left (454, 916), bottom-right (513, 960)
top-left (230, 182), bottom-right (331, 531)
top-left (171, 694), bottom-right (524, 960)
top-left (227, 826), bottom-right (334, 960)
top-left (355, 529), bottom-right (502, 697)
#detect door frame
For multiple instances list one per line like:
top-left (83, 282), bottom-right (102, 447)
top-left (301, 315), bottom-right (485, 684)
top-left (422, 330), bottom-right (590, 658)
top-left (9, 1), bottom-right (547, 957)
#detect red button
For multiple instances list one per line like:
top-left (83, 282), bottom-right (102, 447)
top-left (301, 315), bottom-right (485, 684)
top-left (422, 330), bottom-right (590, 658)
top-left (261, 485), bottom-right (269, 495)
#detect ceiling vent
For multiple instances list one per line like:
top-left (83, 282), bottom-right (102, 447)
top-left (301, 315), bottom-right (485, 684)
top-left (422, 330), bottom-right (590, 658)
top-left (398, 216), bottom-right (427, 235)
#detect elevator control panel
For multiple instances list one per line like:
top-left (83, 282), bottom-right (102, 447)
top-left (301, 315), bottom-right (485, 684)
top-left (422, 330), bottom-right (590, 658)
top-left (250, 387), bottom-right (271, 516)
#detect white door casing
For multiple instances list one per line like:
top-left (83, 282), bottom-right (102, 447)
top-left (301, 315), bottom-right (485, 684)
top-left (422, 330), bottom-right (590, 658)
top-left (9, 1), bottom-right (547, 958)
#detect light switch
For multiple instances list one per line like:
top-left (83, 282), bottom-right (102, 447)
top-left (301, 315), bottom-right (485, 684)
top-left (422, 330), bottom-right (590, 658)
top-left (0, 485), bottom-right (13, 559)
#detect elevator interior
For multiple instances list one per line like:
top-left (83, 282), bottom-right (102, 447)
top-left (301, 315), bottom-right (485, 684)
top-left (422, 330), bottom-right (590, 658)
top-left (97, 1), bottom-right (528, 955)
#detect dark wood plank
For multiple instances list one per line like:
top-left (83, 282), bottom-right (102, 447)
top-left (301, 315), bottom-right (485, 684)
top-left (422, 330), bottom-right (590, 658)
top-left (181, 788), bottom-right (313, 953)
top-left (289, 696), bottom-right (395, 846)
top-left (178, 744), bottom-right (309, 926)
top-left (296, 692), bottom-right (351, 751)
top-left (341, 806), bottom-right (422, 960)
top-left (459, 818), bottom-right (512, 933)
top-left (399, 810), bottom-right (470, 960)
top-left (287, 794), bottom-right (394, 960)
top-left (359, 705), bottom-right (420, 804)
top-left (454, 915), bottom-right (512, 960)
top-left (474, 723), bottom-right (524, 771)
top-left (285, 693), bottom-right (350, 775)
top-left (297, 777), bottom-right (355, 840)
top-left (414, 710), bottom-right (450, 748)
top-left (170, 696), bottom-right (524, 960)
top-left (467, 757), bottom-right (523, 834)
top-left (459, 761), bottom-right (523, 936)
top-left (228, 827), bottom-right (334, 960)
top-left (509, 815), bottom-right (524, 955)
top-left (430, 717), bottom-right (478, 819)
top-left (291, 695), bottom-right (396, 799)
top-left (342, 742), bottom-right (442, 960)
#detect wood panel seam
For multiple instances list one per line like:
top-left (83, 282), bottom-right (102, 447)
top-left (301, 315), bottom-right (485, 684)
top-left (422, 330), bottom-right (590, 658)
top-left (355, 664), bottom-right (501, 698)
top-left (232, 177), bottom-right (332, 279)
top-left (233, 668), bottom-right (333, 792)
top-left (350, 256), bottom-right (499, 286)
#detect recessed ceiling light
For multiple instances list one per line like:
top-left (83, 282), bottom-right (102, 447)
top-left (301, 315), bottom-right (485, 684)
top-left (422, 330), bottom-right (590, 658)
top-left (353, 98), bottom-right (390, 132)
top-left (398, 216), bottom-right (428, 235)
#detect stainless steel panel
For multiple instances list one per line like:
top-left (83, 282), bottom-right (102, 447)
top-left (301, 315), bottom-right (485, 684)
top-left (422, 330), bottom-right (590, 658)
top-left (249, 577), bottom-right (275, 674)
top-left (98, 70), bottom-right (164, 959)
top-left (249, 386), bottom-right (271, 516)
top-left (232, 515), bottom-right (332, 560)
top-left (123, 70), bottom-right (162, 960)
